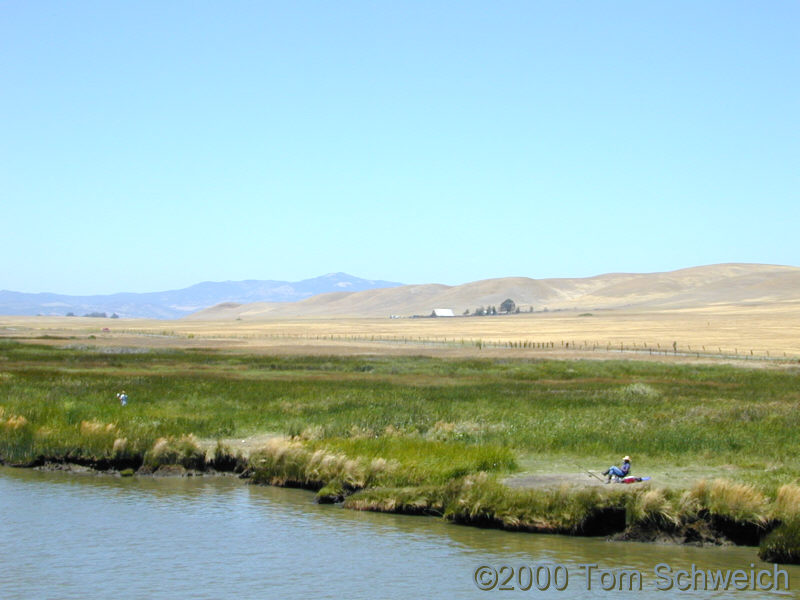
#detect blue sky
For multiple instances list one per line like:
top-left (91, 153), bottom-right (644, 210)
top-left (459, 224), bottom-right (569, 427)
top-left (2, 2), bottom-right (798, 294)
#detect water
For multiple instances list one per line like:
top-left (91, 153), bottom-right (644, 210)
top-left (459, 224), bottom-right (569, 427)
top-left (2, 467), bottom-right (798, 599)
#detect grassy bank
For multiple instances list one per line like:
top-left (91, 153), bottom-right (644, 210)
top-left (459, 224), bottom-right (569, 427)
top-left (2, 340), bottom-right (800, 559)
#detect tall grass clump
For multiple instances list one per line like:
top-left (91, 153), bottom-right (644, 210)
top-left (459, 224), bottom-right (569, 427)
top-left (112, 437), bottom-right (133, 461)
top-left (773, 484), bottom-right (800, 521)
top-left (686, 479), bottom-right (774, 546)
top-left (249, 438), bottom-right (396, 499)
top-left (625, 488), bottom-right (680, 528)
top-left (209, 441), bottom-right (246, 472)
top-left (689, 479), bottom-right (769, 525)
top-left (144, 434), bottom-right (205, 470)
top-left (0, 409), bottom-right (34, 464)
top-left (759, 485), bottom-right (800, 564)
top-left (250, 439), bottom-right (326, 488)
top-left (77, 420), bottom-right (120, 458)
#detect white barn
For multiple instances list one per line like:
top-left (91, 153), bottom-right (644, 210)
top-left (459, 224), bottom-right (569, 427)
top-left (432, 308), bottom-right (455, 317)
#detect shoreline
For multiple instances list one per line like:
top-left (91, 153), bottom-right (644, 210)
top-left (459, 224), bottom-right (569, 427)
top-left (3, 455), bottom-right (777, 555)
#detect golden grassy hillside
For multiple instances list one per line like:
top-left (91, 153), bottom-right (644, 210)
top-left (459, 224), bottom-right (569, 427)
top-left (189, 263), bottom-right (800, 319)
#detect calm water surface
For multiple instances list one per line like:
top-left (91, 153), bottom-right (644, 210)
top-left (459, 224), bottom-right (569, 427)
top-left (1, 467), bottom-right (798, 599)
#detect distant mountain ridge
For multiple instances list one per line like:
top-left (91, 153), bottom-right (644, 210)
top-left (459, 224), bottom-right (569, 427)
top-left (0, 273), bottom-right (403, 319)
top-left (189, 263), bottom-right (800, 320)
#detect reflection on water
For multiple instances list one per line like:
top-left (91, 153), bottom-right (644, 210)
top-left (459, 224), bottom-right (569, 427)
top-left (1, 467), bottom-right (798, 599)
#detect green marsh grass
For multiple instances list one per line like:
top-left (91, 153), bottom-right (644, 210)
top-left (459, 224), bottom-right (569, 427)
top-left (2, 340), bottom-right (799, 469)
top-left (2, 339), bottom-right (800, 479)
top-left (2, 341), bottom-right (800, 557)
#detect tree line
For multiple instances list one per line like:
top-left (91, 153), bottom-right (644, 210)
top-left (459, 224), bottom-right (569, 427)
top-left (464, 299), bottom-right (530, 316)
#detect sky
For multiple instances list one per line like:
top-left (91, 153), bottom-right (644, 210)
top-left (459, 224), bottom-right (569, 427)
top-left (2, 1), bottom-right (798, 294)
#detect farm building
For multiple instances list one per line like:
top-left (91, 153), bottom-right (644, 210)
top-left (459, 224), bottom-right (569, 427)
top-left (431, 308), bottom-right (455, 317)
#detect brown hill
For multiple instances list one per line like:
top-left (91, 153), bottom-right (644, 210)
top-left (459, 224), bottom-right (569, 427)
top-left (187, 263), bottom-right (800, 320)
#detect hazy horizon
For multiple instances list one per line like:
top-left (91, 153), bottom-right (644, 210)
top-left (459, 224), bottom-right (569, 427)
top-left (4, 261), bottom-right (798, 297)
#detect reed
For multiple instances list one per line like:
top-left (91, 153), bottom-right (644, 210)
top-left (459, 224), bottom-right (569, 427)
top-left (625, 488), bottom-right (680, 527)
top-left (773, 485), bottom-right (800, 521)
top-left (143, 434), bottom-right (205, 470)
top-left (209, 441), bottom-right (246, 472)
top-left (689, 479), bottom-right (770, 525)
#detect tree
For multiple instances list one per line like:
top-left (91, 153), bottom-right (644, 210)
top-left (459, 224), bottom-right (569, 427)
top-left (500, 298), bottom-right (516, 314)
top-left (474, 306), bottom-right (486, 316)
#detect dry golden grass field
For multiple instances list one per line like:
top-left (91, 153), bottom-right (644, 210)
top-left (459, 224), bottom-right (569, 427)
top-left (3, 301), bottom-right (800, 363)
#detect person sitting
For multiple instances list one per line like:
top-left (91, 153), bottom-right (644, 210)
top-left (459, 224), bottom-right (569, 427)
top-left (602, 456), bottom-right (631, 483)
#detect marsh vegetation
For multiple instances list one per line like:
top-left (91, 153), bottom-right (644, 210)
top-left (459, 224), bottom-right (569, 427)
top-left (1, 340), bottom-right (799, 559)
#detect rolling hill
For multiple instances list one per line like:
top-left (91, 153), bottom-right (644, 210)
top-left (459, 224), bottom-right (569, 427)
top-left (188, 264), bottom-right (800, 320)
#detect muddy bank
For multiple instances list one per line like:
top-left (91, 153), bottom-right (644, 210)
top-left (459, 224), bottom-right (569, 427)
top-left (1, 451), bottom-right (249, 478)
top-left (30, 461), bottom-right (248, 479)
top-left (612, 513), bottom-right (776, 547)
